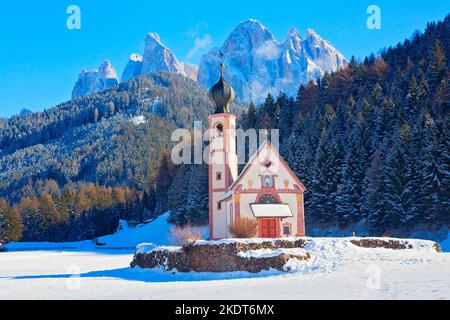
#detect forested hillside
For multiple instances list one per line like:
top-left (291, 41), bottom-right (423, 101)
top-left (0, 16), bottom-right (448, 243)
top-left (239, 15), bottom-right (449, 236)
top-left (0, 73), bottom-right (242, 242)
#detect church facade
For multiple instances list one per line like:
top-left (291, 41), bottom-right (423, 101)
top-left (208, 65), bottom-right (306, 240)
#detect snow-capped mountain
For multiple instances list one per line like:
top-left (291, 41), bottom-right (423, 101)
top-left (198, 19), bottom-right (348, 103)
top-left (73, 21), bottom-right (347, 101)
top-left (72, 61), bottom-right (119, 99)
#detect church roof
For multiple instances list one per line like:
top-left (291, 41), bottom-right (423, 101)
top-left (226, 139), bottom-right (306, 194)
top-left (209, 64), bottom-right (235, 114)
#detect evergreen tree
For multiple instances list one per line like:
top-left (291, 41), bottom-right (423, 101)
top-left (154, 150), bottom-right (172, 214)
top-left (420, 119), bottom-right (450, 223)
top-left (335, 131), bottom-right (366, 227)
top-left (427, 39), bottom-right (447, 87)
top-left (0, 199), bottom-right (22, 242)
top-left (365, 151), bottom-right (391, 234)
top-left (310, 130), bottom-right (336, 223)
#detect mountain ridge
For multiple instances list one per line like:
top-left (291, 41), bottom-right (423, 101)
top-left (72, 19), bottom-right (347, 102)
top-left (198, 19), bottom-right (348, 103)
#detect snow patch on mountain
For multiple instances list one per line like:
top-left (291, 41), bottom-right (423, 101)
top-left (131, 115), bottom-right (147, 126)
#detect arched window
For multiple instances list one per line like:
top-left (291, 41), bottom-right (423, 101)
top-left (258, 194), bottom-right (278, 204)
top-left (214, 123), bottom-right (224, 137)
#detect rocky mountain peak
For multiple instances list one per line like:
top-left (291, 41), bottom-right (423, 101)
top-left (223, 19), bottom-right (276, 55)
top-left (98, 60), bottom-right (118, 79)
top-left (284, 28), bottom-right (303, 52)
top-left (141, 32), bottom-right (185, 76)
top-left (121, 53), bottom-right (143, 82)
top-left (147, 32), bottom-right (161, 43)
top-left (199, 22), bottom-right (348, 103)
top-left (72, 60), bottom-right (119, 100)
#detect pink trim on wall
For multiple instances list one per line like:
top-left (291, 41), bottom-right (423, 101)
top-left (296, 193), bottom-right (305, 236)
top-left (208, 116), bottom-right (214, 240)
top-left (234, 193), bottom-right (241, 221)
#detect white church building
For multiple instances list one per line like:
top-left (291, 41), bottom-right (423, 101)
top-left (208, 64), bottom-right (306, 240)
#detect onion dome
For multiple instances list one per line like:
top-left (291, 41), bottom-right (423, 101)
top-left (209, 64), bottom-right (235, 114)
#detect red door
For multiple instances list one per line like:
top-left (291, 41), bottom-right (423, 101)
top-left (261, 219), bottom-right (278, 238)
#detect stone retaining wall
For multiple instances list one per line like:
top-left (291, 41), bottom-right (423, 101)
top-left (130, 237), bottom-right (441, 273)
top-left (350, 238), bottom-right (442, 252)
top-left (131, 238), bottom-right (309, 273)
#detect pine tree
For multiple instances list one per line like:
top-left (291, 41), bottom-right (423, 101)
top-left (427, 39), bottom-right (447, 87)
top-left (154, 150), bottom-right (172, 214)
top-left (382, 132), bottom-right (410, 229)
top-left (310, 129), bottom-right (337, 223)
top-left (247, 100), bottom-right (256, 129)
top-left (168, 165), bottom-right (190, 224)
top-left (420, 119), bottom-right (450, 223)
top-left (263, 93), bottom-right (276, 116)
top-left (0, 199), bottom-right (21, 242)
top-left (402, 121), bottom-right (424, 224)
top-left (365, 150), bottom-right (391, 235)
top-left (335, 131), bottom-right (366, 227)
top-left (185, 164), bottom-right (209, 225)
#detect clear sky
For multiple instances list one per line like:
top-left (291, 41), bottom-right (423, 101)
top-left (0, 0), bottom-right (448, 118)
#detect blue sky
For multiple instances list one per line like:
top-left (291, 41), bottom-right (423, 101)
top-left (0, 0), bottom-right (448, 118)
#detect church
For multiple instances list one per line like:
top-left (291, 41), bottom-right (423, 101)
top-left (208, 64), bottom-right (306, 240)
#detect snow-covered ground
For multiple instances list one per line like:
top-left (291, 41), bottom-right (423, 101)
top-left (1, 214), bottom-right (449, 300)
top-left (2, 213), bottom-right (177, 251)
top-left (0, 237), bottom-right (449, 300)
top-left (96, 213), bottom-right (174, 249)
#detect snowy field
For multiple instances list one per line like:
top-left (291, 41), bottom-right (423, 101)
top-left (1, 239), bottom-right (449, 300)
top-left (1, 214), bottom-right (449, 300)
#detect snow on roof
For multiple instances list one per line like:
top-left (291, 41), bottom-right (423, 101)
top-left (250, 203), bottom-right (293, 218)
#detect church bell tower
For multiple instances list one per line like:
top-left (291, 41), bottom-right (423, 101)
top-left (208, 64), bottom-right (238, 240)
